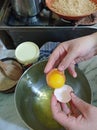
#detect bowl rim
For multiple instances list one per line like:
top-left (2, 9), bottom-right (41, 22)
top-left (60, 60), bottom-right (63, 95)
top-left (46, 0), bottom-right (97, 20)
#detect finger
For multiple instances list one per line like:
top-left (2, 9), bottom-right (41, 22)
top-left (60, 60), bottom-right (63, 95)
top-left (51, 95), bottom-right (71, 128)
top-left (61, 103), bottom-right (71, 115)
top-left (69, 100), bottom-right (81, 117)
top-left (51, 95), bottom-right (62, 113)
top-left (75, 57), bottom-right (85, 63)
top-left (44, 44), bottom-right (67, 73)
top-left (58, 50), bottom-right (77, 71)
top-left (71, 93), bottom-right (91, 117)
top-left (68, 63), bottom-right (77, 78)
top-left (44, 49), bottom-right (60, 73)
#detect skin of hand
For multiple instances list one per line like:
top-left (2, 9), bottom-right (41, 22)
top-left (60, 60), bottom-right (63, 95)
top-left (44, 32), bottom-right (97, 77)
top-left (51, 93), bottom-right (97, 130)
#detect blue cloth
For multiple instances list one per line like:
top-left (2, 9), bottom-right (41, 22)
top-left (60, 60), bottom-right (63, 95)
top-left (39, 42), bottom-right (60, 61)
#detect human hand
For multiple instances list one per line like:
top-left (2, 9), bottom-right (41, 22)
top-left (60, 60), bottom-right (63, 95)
top-left (51, 93), bottom-right (97, 130)
top-left (44, 33), bottom-right (97, 77)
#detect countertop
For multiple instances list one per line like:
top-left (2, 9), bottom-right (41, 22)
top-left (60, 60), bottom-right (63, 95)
top-left (0, 47), bottom-right (29, 130)
top-left (0, 45), bottom-right (97, 130)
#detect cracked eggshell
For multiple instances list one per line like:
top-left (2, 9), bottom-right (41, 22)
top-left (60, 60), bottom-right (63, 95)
top-left (54, 84), bottom-right (73, 103)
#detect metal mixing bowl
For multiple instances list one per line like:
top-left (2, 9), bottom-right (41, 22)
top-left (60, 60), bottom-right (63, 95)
top-left (15, 59), bottom-right (91, 130)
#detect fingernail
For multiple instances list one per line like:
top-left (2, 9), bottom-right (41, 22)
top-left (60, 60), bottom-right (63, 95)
top-left (73, 73), bottom-right (77, 78)
top-left (71, 92), bottom-right (76, 98)
top-left (44, 68), bottom-right (50, 74)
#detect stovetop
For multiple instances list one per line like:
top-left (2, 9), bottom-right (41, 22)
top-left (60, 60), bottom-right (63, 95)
top-left (6, 8), bottom-right (61, 26)
top-left (1, 0), bottom-right (97, 28)
top-left (0, 0), bottom-right (78, 27)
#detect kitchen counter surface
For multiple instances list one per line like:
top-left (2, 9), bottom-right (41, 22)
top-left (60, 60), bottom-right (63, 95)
top-left (0, 48), bottom-right (29, 130)
top-left (0, 46), bottom-right (97, 130)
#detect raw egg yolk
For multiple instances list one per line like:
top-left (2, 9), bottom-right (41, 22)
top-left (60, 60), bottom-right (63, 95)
top-left (46, 68), bottom-right (66, 89)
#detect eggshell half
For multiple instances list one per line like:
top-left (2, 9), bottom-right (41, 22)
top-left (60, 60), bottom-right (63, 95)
top-left (54, 84), bottom-right (73, 103)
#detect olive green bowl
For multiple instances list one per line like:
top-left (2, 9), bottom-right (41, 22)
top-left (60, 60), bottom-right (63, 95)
top-left (15, 60), bottom-right (91, 130)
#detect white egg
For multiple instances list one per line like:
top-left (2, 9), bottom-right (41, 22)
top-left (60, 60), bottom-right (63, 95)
top-left (54, 84), bottom-right (73, 103)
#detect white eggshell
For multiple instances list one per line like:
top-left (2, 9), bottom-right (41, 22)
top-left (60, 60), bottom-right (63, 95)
top-left (54, 84), bottom-right (73, 103)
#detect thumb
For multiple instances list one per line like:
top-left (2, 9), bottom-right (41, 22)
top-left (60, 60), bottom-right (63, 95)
top-left (51, 95), bottom-right (72, 128)
top-left (71, 93), bottom-right (91, 117)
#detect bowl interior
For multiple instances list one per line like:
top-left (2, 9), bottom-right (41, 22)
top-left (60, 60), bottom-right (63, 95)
top-left (46, 0), bottom-right (97, 20)
top-left (15, 60), bottom-right (91, 130)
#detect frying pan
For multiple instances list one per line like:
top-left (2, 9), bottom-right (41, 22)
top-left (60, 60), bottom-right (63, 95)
top-left (15, 59), bottom-right (91, 130)
top-left (46, 0), bottom-right (97, 20)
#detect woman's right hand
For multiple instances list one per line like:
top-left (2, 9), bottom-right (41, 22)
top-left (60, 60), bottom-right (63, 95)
top-left (51, 93), bottom-right (97, 130)
top-left (44, 32), bottom-right (97, 77)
